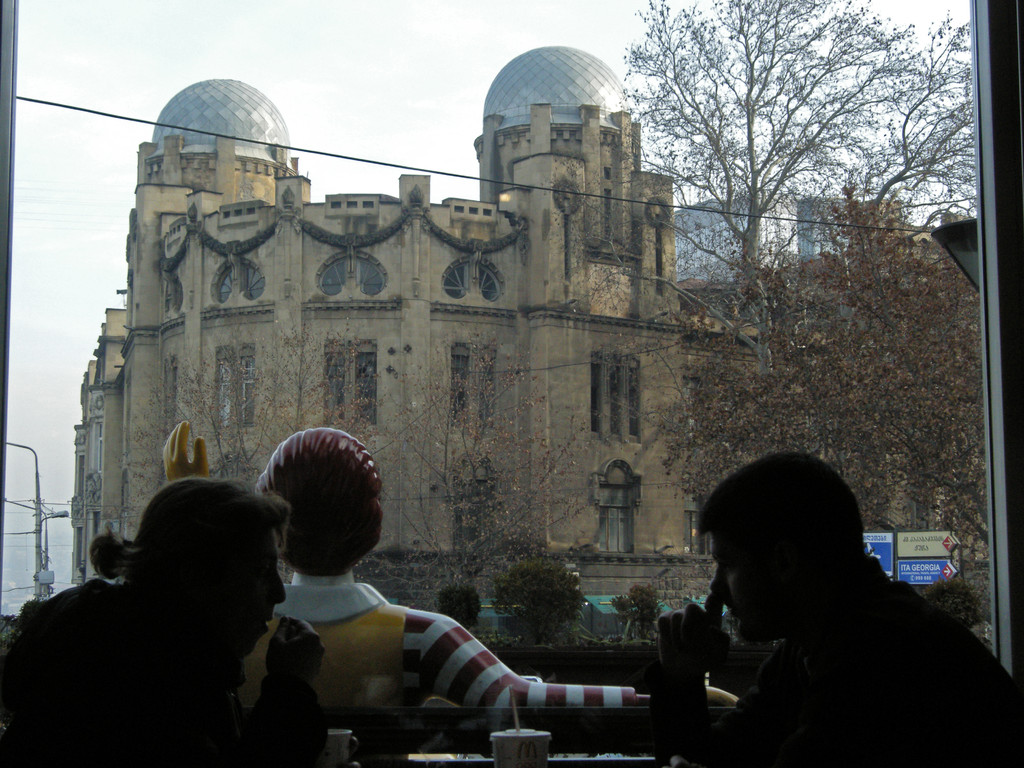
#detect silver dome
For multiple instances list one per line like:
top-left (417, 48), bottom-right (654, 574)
top-left (484, 47), bottom-right (626, 129)
top-left (151, 79), bottom-right (290, 161)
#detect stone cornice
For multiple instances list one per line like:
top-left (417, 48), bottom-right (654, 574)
top-left (430, 301), bottom-right (518, 321)
top-left (200, 305), bottom-right (275, 323)
top-left (159, 316), bottom-right (186, 335)
top-left (303, 299), bottom-right (403, 314)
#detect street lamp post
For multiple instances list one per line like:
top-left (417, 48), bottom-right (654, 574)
top-left (6, 441), bottom-right (46, 598)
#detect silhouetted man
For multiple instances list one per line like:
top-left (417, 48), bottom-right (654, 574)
top-left (647, 452), bottom-right (1024, 768)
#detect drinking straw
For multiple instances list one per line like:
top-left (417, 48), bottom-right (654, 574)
top-left (511, 688), bottom-right (521, 732)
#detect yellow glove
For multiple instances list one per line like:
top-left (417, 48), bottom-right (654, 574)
top-left (163, 421), bottom-right (209, 480)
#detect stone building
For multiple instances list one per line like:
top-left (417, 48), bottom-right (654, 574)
top-left (71, 308), bottom-right (126, 584)
top-left (72, 48), bottom-right (714, 604)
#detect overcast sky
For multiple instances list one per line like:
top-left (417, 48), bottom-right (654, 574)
top-left (2, 0), bottom-right (970, 612)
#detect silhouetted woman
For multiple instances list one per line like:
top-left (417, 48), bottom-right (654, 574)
top-left (0, 477), bottom-right (326, 767)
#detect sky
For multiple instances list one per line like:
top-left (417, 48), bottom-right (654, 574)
top-left (1, 0), bottom-right (971, 613)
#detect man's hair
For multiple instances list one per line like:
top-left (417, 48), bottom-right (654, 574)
top-left (256, 428), bottom-right (383, 575)
top-left (90, 477), bottom-right (289, 587)
top-left (699, 452), bottom-right (864, 565)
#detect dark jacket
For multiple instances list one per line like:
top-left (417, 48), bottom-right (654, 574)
top-left (647, 558), bottom-right (1024, 768)
top-left (0, 580), bottom-right (325, 767)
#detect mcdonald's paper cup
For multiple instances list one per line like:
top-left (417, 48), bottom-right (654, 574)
top-left (490, 729), bottom-right (552, 768)
top-left (316, 728), bottom-right (353, 768)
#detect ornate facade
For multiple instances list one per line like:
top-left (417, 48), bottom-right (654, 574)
top-left (72, 51), bottom-right (713, 603)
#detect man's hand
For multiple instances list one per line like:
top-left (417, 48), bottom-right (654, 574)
top-left (163, 421), bottom-right (209, 480)
top-left (266, 616), bottom-right (325, 686)
top-left (656, 593), bottom-right (730, 685)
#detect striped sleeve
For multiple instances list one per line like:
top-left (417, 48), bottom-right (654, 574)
top-left (402, 610), bottom-right (649, 707)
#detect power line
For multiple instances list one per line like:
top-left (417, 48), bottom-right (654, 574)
top-left (16, 95), bottom-right (938, 236)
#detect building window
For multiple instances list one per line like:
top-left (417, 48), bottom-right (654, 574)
top-left (240, 351), bottom-right (256, 426)
top-left (217, 358), bottom-right (231, 426)
top-left (590, 353), bottom-right (641, 441)
top-left (603, 188), bottom-right (613, 240)
top-left (216, 268), bottom-right (232, 303)
top-left (479, 264), bottom-right (502, 302)
top-left (443, 262), bottom-right (471, 299)
top-left (319, 253), bottom-right (387, 297)
top-left (442, 260), bottom-right (503, 302)
top-left (321, 260), bottom-right (346, 296)
top-left (216, 346), bottom-right (257, 427)
top-left (164, 356), bottom-right (178, 426)
top-left (324, 340), bottom-right (378, 425)
top-left (238, 260), bottom-right (265, 300)
top-left (685, 498), bottom-right (708, 555)
top-left (595, 459), bottom-right (639, 554)
top-left (450, 343), bottom-right (496, 420)
top-left (451, 344), bottom-right (470, 415)
top-left (164, 275), bottom-right (183, 313)
top-left (452, 458), bottom-right (495, 550)
top-left (214, 259), bottom-right (265, 303)
top-left (88, 422), bottom-right (103, 473)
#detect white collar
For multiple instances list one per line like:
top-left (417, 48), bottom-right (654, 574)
top-left (276, 574), bottom-right (389, 623)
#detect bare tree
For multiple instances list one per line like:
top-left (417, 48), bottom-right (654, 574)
top-left (168, 328), bottom-right (358, 486)
top-left (659, 195), bottom-right (986, 547)
top-left (370, 344), bottom-right (588, 593)
top-left (628, 0), bottom-right (972, 369)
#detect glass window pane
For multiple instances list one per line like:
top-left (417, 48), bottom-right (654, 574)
top-left (479, 263), bottom-right (501, 301)
top-left (217, 270), bottom-right (231, 303)
top-left (321, 261), bottom-right (346, 296)
top-left (357, 259), bottom-right (386, 296)
top-left (442, 262), bottom-right (469, 299)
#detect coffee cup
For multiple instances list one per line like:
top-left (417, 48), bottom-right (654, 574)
top-left (316, 728), bottom-right (353, 768)
top-left (490, 728), bottom-right (552, 768)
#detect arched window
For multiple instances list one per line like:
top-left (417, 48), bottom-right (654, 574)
top-left (319, 253), bottom-right (387, 297)
top-left (442, 259), bottom-right (503, 302)
top-left (321, 260), bottom-right (346, 296)
top-left (479, 263), bottom-right (502, 301)
top-left (215, 267), bottom-right (232, 303)
top-left (357, 257), bottom-right (386, 296)
top-left (442, 261), bottom-right (470, 299)
top-left (238, 259), bottom-right (265, 300)
top-left (164, 275), bottom-right (183, 313)
top-left (213, 259), bottom-right (265, 303)
top-left (595, 459), bottom-right (639, 553)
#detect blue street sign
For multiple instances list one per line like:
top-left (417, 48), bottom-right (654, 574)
top-left (897, 559), bottom-right (957, 585)
top-left (863, 532), bottom-right (894, 577)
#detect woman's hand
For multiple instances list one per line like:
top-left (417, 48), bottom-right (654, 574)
top-left (266, 616), bottom-right (325, 686)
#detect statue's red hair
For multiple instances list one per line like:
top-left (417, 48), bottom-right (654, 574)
top-left (256, 428), bottom-right (382, 575)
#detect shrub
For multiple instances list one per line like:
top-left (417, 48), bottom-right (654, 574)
top-left (492, 559), bottom-right (582, 645)
top-left (436, 582), bottom-right (481, 628)
top-left (924, 576), bottom-right (983, 628)
top-left (611, 583), bottom-right (661, 640)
